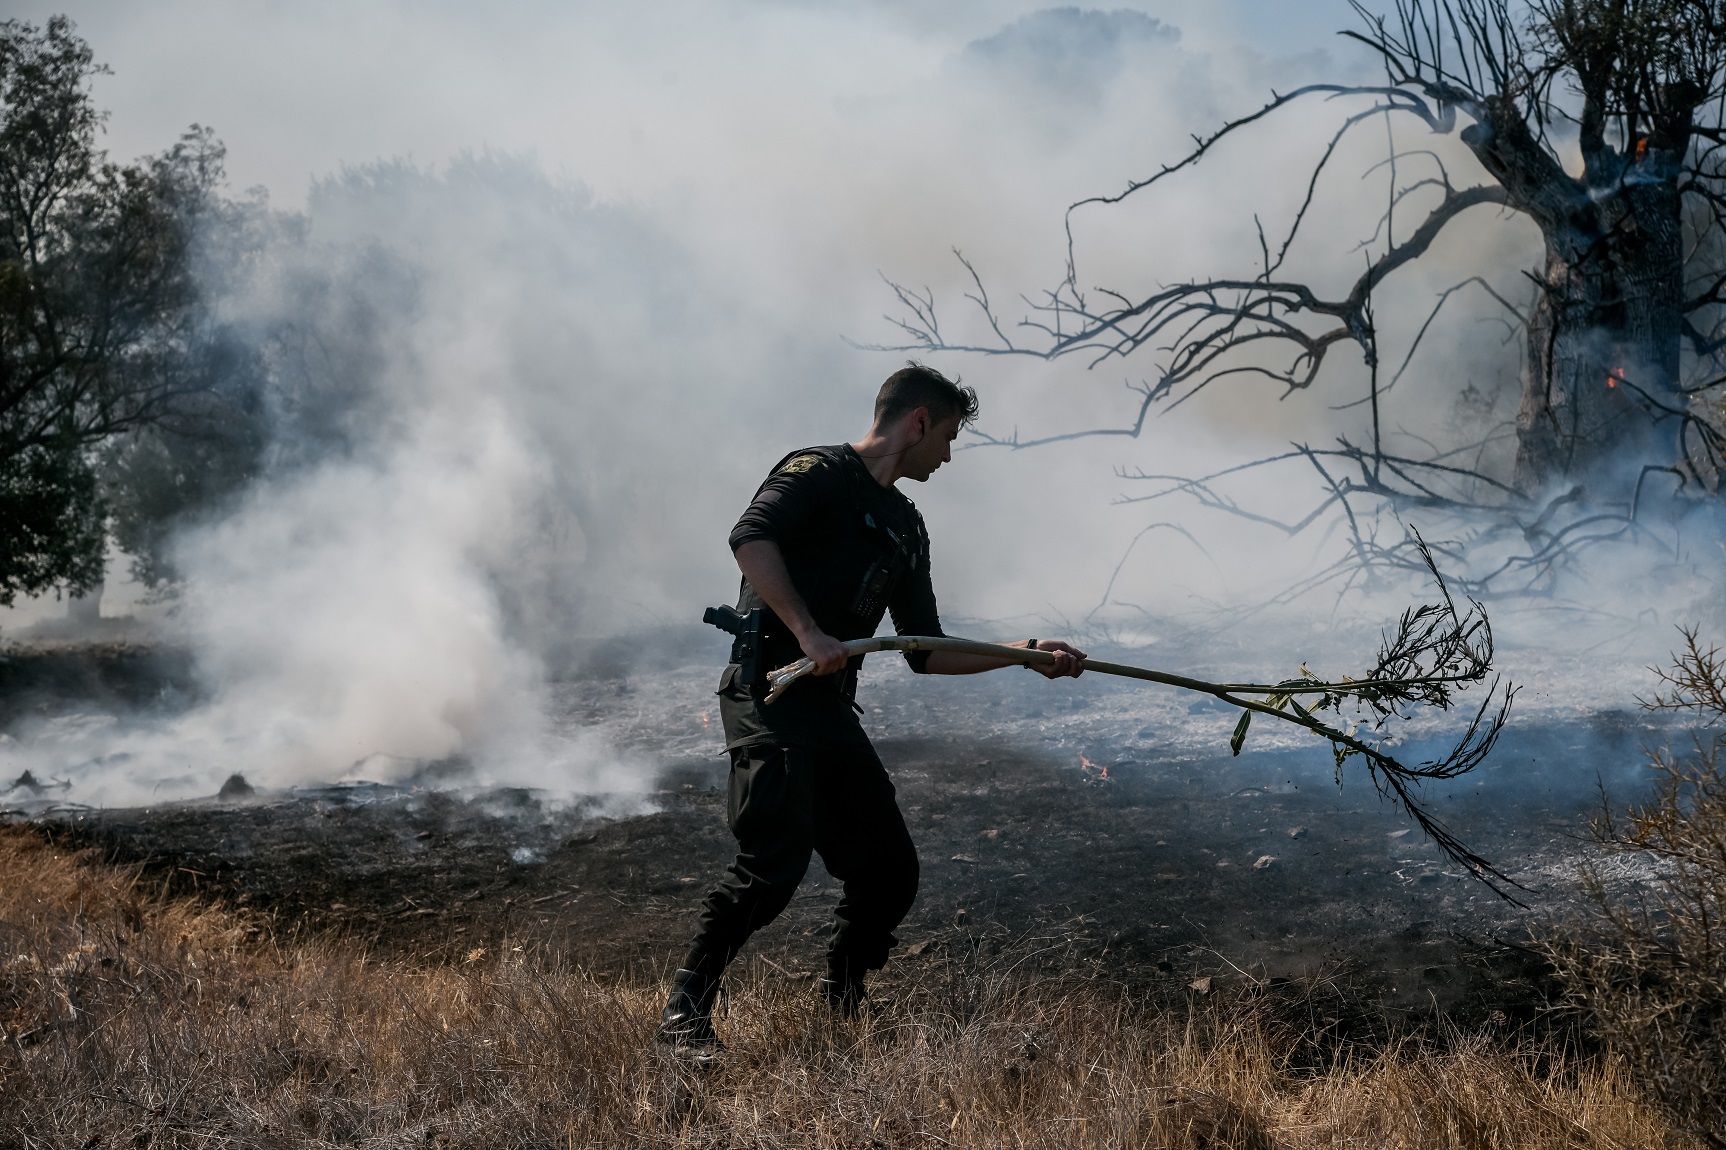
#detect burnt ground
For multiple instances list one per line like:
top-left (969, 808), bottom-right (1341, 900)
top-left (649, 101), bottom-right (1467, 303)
top-left (1, 640), bottom-right (1666, 1038)
top-left (0, 637), bottom-right (196, 728)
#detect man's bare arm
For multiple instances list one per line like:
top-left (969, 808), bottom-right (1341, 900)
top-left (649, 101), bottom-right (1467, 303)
top-left (925, 640), bottom-right (1085, 678)
top-left (733, 540), bottom-right (849, 676)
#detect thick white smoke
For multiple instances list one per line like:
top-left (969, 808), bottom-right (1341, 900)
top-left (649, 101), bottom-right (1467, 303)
top-left (174, 401), bottom-right (549, 783)
top-left (0, 2), bottom-right (1716, 804)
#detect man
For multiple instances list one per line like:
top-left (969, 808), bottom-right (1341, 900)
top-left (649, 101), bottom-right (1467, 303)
top-left (655, 363), bottom-right (1086, 1057)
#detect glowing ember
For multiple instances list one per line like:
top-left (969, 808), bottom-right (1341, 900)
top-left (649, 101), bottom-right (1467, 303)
top-left (1605, 368), bottom-right (1624, 390)
top-left (1634, 137), bottom-right (1649, 162)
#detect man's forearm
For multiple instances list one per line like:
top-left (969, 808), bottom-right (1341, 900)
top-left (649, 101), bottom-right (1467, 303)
top-left (924, 645), bottom-right (1034, 676)
top-left (734, 540), bottom-right (849, 675)
top-left (928, 639), bottom-right (1086, 679)
top-left (733, 540), bottom-right (820, 643)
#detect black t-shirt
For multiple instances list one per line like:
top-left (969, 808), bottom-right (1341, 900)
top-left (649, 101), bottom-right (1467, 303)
top-left (729, 444), bottom-right (944, 677)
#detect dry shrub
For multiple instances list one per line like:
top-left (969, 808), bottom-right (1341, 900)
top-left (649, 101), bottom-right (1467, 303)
top-left (1548, 626), bottom-right (1726, 1148)
top-left (0, 826), bottom-right (1692, 1149)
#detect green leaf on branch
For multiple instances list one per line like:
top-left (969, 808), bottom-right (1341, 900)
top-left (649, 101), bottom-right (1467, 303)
top-left (1230, 709), bottom-right (1251, 756)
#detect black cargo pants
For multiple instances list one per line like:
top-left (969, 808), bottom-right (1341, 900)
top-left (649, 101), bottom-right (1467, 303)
top-left (683, 663), bottom-right (920, 978)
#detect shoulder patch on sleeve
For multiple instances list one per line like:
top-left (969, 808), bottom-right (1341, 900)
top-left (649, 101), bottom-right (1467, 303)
top-left (779, 453), bottom-right (825, 475)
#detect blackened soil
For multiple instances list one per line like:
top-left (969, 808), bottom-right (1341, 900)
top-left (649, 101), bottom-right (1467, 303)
top-left (0, 641), bottom-right (196, 729)
top-left (30, 726), bottom-right (1597, 1036)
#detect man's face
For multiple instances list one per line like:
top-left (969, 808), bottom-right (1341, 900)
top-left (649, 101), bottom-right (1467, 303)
top-left (904, 410), bottom-right (962, 482)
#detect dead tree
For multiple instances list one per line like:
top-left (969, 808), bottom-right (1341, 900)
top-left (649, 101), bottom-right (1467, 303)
top-left (875, 1), bottom-right (1726, 589)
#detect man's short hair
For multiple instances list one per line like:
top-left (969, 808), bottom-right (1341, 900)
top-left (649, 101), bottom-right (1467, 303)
top-left (873, 362), bottom-right (980, 429)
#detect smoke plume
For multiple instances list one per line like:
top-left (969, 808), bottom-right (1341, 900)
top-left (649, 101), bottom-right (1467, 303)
top-left (0, 2), bottom-right (1717, 804)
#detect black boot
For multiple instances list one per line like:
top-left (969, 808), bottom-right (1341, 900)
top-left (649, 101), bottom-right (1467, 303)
top-left (654, 967), bottom-right (724, 1060)
top-left (817, 963), bottom-right (866, 1018)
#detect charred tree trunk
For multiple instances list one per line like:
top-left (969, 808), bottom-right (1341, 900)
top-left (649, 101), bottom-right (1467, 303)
top-left (1460, 79), bottom-right (1694, 495)
top-left (1515, 178), bottom-right (1686, 491)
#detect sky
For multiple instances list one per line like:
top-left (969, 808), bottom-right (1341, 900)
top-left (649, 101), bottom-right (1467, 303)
top-left (4, 2), bottom-right (1707, 798)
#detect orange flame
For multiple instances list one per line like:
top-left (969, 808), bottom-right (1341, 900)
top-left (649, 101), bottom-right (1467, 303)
top-left (698, 710), bottom-right (711, 729)
top-left (1605, 368), bottom-right (1624, 390)
top-left (1634, 138), bottom-right (1649, 162)
top-left (1078, 754), bottom-right (1108, 780)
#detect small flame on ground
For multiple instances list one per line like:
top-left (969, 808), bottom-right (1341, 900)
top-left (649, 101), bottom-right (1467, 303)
top-left (1078, 754), bottom-right (1108, 780)
top-left (698, 710), bottom-right (711, 729)
top-left (1605, 368), bottom-right (1624, 390)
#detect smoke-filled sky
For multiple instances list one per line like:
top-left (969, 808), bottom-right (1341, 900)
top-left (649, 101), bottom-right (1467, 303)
top-left (4, 2), bottom-right (1715, 799)
top-left (23, 0), bottom-right (1414, 622)
top-left (28, 2), bottom-right (1342, 210)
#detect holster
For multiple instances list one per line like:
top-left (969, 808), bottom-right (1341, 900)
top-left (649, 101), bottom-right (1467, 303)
top-left (704, 605), bottom-right (857, 707)
top-left (704, 604), bottom-right (765, 685)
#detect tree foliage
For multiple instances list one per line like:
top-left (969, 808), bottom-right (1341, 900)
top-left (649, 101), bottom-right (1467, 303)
top-left (0, 17), bottom-right (211, 603)
top-left (97, 185), bottom-right (423, 588)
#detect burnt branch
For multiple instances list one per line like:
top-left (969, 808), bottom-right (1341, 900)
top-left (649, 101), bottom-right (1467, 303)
top-left (963, 379), bottom-right (1156, 451)
top-left (1606, 368), bottom-right (1726, 488)
top-left (872, 178), bottom-right (1509, 414)
top-left (1118, 438), bottom-right (1522, 517)
top-left (1096, 426), bottom-right (1693, 603)
top-left (1213, 537), bottom-right (1519, 895)
top-left (1063, 83), bottom-right (1453, 220)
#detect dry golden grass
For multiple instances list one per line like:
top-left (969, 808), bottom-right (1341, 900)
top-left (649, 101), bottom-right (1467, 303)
top-left (0, 826), bottom-right (1697, 1149)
